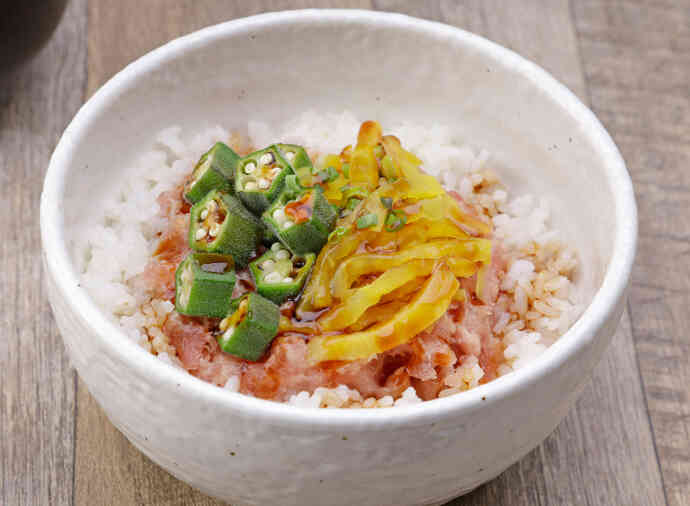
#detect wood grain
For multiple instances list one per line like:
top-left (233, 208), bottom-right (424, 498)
top-left (573, 2), bottom-right (690, 505)
top-left (0, 1), bottom-right (87, 505)
top-left (86, 0), bottom-right (372, 96)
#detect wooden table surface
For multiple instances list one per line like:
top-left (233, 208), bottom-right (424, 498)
top-left (2, 1), bottom-right (688, 505)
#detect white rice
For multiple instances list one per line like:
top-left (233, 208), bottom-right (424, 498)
top-left (287, 385), bottom-right (422, 409)
top-left (77, 111), bottom-right (582, 408)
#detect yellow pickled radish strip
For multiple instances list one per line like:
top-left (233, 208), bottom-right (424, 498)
top-left (380, 135), bottom-right (443, 196)
top-left (319, 154), bottom-right (349, 203)
top-left (348, 258), bottom-right (475, 306)
top-left (340, 144), bottom-right (353, 162)
top-left (380, 154), bottom-right (398, 180)
top-left (380, 276), bottom-right (427, 303)
top-left (297, 230), bottom-right (370, 316)
top-left (447, 256), bottom-right (481, 278)
top-left (349, 121), bottom-right (383, 190)
top-left (361, 259), bottom-right (475, 306)
top-left (323, 176), bottom-right (348, 203)
top-left (361, 194), bottom-right (388, 233)
top-left (331, 239), bottom-right (491, 298)
top-left (357, 121), bottom-right (383, 146)
top-left (368, 219), bottom-right (469, 251)
top-left (331, 242), bottom-right (451, 298)
top-left (319, 259), bottom-right (438, 331)
top-left (336, 189), bottom-right (387, 234)
top-left (347, 300), bottom-right (407, 332)
top-left (350, 144), bottom-right (378, 189)
top-left (409, 195), bottom-right (492, 236)
top-left (381, 135), bottom-right (422, 165)
top-left (476, 263), bottom-right (489, 303)
top-left (454, 287), bottom-right (468, 302)
top-left (321, 154), bottom-right (341, 169)
top-left (400, 168), bottom-right (444, 198)
top-left (377, 176), bottom-right (443, 200)
top-left (323, 178), bottom-right (347, 204)
top-left (307, 264), bottom-right (458, 363)
top-left (396, 220), bottom-right (470, 246)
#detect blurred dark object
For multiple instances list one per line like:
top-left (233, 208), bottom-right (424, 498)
top-left (0, 0), bottom-right (69, 71)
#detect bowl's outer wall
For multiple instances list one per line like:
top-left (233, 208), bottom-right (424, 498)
top-left (42, 11), bottom-right (634, 506)
top-left (46, 261), bottom-right (627, 506)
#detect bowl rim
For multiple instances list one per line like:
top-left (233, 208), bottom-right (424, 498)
top-left (40, 8), bottom-right (637, 428)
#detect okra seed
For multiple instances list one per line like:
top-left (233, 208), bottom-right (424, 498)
top-left (270, 242), bottom-right (283, 252)
top-left (283, 276), bottom-right (294, 283)
top-left (223, 326), bottom-right (235, 339)
top-left (195, 228), bottom-right (208, 240)
top-left (219, 317), bottom-right (229, 331)
top-left (208, 200), bottom-right (218, 211)
top-left (265, 271), bottom-right (282, 283)
top-left (209, 224), bottom-right (220, 238)
top-left (258, 178), bottom-right (270, 189)
top-left (282, 220), bottom-right (294, 229)
top-left (245, 181), bottom-right (258, 191)
top-left (272, 208), bottom-right (286, 222)
top-left (259, 153), bottom-right (274, 166)
top-left (285, 152), bottom-right (295, 162)
top-left (179, 264), bottom-right (193, 307)
top-left (262, 259), bottom-right (275, 271)
top-left (244, 162), bottom-right (256, 174)
top-left (275, 250), bottom-right (290, 261)
top-left (200, 209), bottom-right (209, 220)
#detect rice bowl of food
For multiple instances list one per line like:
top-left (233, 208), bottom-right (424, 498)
top-left (41, 10), bottom-right (636, 506)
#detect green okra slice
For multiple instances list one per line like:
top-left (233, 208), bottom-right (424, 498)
top-left (282, 174), bottom-right (304, 200)
top-left (175, 253), bottom-right (236, 318)
top-left (217, 292), bottom-right (280, 361)
top-left (261, 174), bottom-right (301, 249)
top-left (249, 243), bottom-right (315, 304)
top-left (189, 190), bottom-right (263, 268)
top-left (235, 145), bottom-right (293, 214)
top-left (276, 143), bottom-right (312, 171)
top-left (261, 222), bottom-right (278, 247)
top-left (184, 142), bottom-right (240, 203)
top-left (277, 144), bottom-right (315, 186)
top-left (262, 187), bottom-right (337, 255)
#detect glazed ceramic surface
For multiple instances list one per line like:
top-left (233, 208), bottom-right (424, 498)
top-left (40, 10), bottom-right (636, 506)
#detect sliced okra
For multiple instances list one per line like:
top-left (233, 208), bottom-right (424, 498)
top-left (175, 252), bottom-right (236, 318)
top-left (260, 176), bottom-right (302, 247)
top-left (189, 189), bottom-right (263, 268)
top-left (262, 187), bottom-right (337, 255)
top-left (261, 222), bottom-right (278, 247)
top-left (235, 145), bottom-right (293, 214)
top-left (283, 174), bottom-right (304, 200)
top-left (216, 292), bottom-right (280, 361)
top-left (276, 143), bottom-right (313, 171)
top-left (184, 142), bottom-right (240, 203)
top-left (249, 243), bottom-right (315, 304)
top-left (277, 144), bottom-right (321, 188)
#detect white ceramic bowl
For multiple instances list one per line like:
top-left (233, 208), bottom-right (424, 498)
top-left (41, 10), bottom-right (636, 506)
